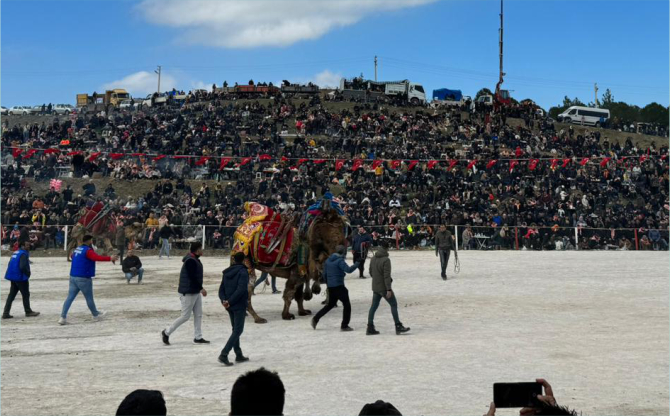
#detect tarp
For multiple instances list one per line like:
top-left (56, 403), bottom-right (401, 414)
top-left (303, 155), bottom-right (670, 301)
top-left (432, 88), bottom-right (463, 102)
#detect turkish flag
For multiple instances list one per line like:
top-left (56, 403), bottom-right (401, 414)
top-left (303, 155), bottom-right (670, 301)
top-left (12, 148), bottom-right (23, 158)
top-left (153, 155), bottom-right (167, 161)
top-left (352, 159), bottom-right (364, 171)
top-left (195, 156), bottom-right (210, 166)
top-left (172, 155), bottom-right (190, 159)
top-left (408, 160), bottom-right (419, 170)
top-left (110, 153), bottom-right (124, 160)
top-left (335, 159), bottom-right (345, 171)
top-left (131, 153), bottom-right (146, 157)
top-left (600, 157), bottom-right (611, 168)
top-left (529, 159), bottom-right (539, 171)
top-left (44, 148), bottom-right (60, 154)
top-left (550, 159), bottom-right (559, 169)
top-left (562, 158), bottom-right (571, 168)
top-left (240, 157), bottom-right (252, 166)
top-left (390, 160), bottom-right (401, 170)
top-left (67, 151), bottom-right (83, 156)
top-left (23, 149), bottom-right (38, 159)
top-left (280, 156), bottom-right (289, 162)
top-left (467, 160), bottom-right (477, 170)
top-left (88, 152), bottom-right (102, 162)
top-left (371, 160), bottom-right (383, 169)
top-left (580, 157), bottom-right (589, 166)
top-left (639, 155), bottom-right (647, 163)
top-left (509, 160), bottom-right (519, 172)
top-left (297, 158), bottom-right (309, 166)
top-left (259, 154), bottom-right (272, 161)
top-left (219, 157), bottom-right (231, 170)
top-left (314, 159), bottom-right (326, 164)
top-left (486, 160), bottom-right (498, 169)
top-left (448, 160), bottom-right (458, 171)
top-left (427, 160), bottom-right (438, 169)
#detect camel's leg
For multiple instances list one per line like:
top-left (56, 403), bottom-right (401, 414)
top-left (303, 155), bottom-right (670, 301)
top-left (308, 256), bottom-right (322, 295)
top-left (295, 281), bottom-right (311, 316)
top-left (246, 269), bottom-right (267, 324)
top-left (103, 238), bottom-right (114, 256)
top-left (282, 278), bottom-right (298, 320)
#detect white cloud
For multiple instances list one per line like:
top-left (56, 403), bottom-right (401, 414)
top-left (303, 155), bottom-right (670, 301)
top-left (136, 0), bottom-right (436, 48)
top-left (312, 70), bottom-right (342, 88)
top-left (101, 71), bottom-right (178, 97)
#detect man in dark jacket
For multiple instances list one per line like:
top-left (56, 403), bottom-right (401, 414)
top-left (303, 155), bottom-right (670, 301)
top-left (217, 252), bottom-right (249, 366)
top-left (435, 225), bottom-right (455, 280)
top-left (366, 241), bottom-right (409, 335)
top-left (352, 227), bottom-right (374, 278)
top-left (161, 242), bottom-right (209, 345)
top-left (2, 240), bottom-right (40, 319)
top-left (122, 249), bottom-right (144, 284)
top-left (311, 245), bottom-right (358, 332)
top-left (159, 224), bottom-right (173, 259)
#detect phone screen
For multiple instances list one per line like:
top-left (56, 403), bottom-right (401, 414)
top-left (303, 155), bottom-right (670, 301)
top-left (493, 382), bottom-right (543, 408)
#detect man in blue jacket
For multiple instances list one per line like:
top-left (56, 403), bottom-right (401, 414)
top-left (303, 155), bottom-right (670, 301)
top-left (2, 240), bottom-right (40, 319)
top-left (218, 252), bottom-right (250, 366)
top-left (311, 245), bottom-right (359, 332)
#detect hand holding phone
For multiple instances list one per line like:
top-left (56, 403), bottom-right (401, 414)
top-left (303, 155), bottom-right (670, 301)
top-left (493, 382), bottom-right (542, 408)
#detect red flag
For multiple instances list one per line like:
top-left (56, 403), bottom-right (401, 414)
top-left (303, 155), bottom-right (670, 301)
top-left (280, 156), bottom-right (289, 163)
top-left (173, 155), bottom-right (190, 159)
top-left (639, 155), bottom-right (647, 163)
top-left (23, 149), bottom-right (38, 159)
top-left (259, 154), bottom-right (272, 161)
top-left (335, 159), bottom-right (345, 171)
top-left (371, 160), bottom-right (383, 170)
top-left (195, 156), bottom-right (210, 166)
top-left (152, 155), bottom-right (167, 161)
top-left (131, 153), bottom-right (145, 157)
top-left (467, 160), bottom-right (477, 170)
top-left (562, 158), bottom-right (571, 168)
top-left (44, 148), bottom-right (60, 154)
top-left (580, 157), bottom-right (589, 166)
top-left (110, 153), bottom-right (124, 160)
top-left (390, 160), bottom-right (402, 170)
top-left (67, 151), bottom-right (83, 156)
top-left (448, 160), bottom-right (459, 171)
top-left (408, 160), bottom-right (419, 170)
top-left (529, 159), bottom-right (539, 171)
top-left (550, 159), bottom-right (559, 169)
top-left (427, 160), bottom-right (438, 169)
top-left (219, 157), bottom-right (231, 170)
top-left (88, 152), bottom-right (102, 162)
top-left (240, 157), bottom-right (252, 166)
top-left (600, 157), bottom-right (611, 168)
top-left (297, 158), bottom-right (309, 166)
top-left (12, 148), bottom-right (23, 158)
top-left (314, 159), bottom-right (326, 164)
top-left (352, 159), bottom-right (363, 171)
top-left (509, 160), bottom-right (519, 172)
top-left (486, 159), bottom-right (498, 169)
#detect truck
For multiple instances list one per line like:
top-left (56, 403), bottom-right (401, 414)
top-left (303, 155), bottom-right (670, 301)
top-left (339, 77), bottom-right (426, 105)
top-left (76, 89), bottom-right (130, 113)
top-left (280, 82), bottom-right (320, 97)
top-left (431, 89), bottom-right (464, 107)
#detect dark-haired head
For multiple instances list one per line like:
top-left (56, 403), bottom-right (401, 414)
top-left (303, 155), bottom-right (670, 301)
top-left (359, 400), bottom-right (402, 416)
top-left (233, 252), bottom-right (245, 264)
top-left (116, 389), bottom-right (166, 416)
top-left (230, 367), bottom-right (285, 415)
top-left (190, 242), bottom-right (202, 254)
top-left (83, 235), bottom-right (93, 244)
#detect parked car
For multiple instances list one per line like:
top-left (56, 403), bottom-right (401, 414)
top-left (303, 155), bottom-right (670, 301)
top-left (119, 99), bottom-right (134, 109)
top-left (53, 104), bottom-right (75, 115)
top-left (9, 106), bottom-right (33, 115)
top-left (1, 106), bottom-right (8, 115)
top-left (32, 105), bottom-right (46, 114)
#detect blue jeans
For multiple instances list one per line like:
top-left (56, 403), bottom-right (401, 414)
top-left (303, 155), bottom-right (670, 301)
top-left (159, 238), bottom-right (170, 258)
top-left (61, 276), bottom-right (100, 318)
top-left (221, 309), bottom-right (245, 358)
top-left (254, 272), bottom-right (278, 292)
top-left (125, 268), bottom-right (144, 282)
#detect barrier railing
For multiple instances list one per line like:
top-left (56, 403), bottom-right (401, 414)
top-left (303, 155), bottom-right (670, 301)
top-left (1, 223), bottom-right (668, 253)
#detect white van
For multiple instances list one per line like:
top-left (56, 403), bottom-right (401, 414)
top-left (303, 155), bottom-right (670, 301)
top-left (559, 106), bottom-right (609, 127)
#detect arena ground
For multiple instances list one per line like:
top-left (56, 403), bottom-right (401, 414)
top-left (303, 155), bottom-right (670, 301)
top-left (1, 251), bottom-right (667, 416)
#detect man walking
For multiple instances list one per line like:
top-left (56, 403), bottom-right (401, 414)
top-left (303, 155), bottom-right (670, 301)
top-left (59, 235), bottom-right (118, 325)
top-left (352, 227), bottom-right (373, 278)
top-left (122, 249), bottom-right (144, 284)
top-left (161, 242), bottom-right (209, 345)
top-left (218, 252), bottom-right (249, 366)
top-left (2, 240), bottom-right (40, 319)
top-left (311, 245), bottom-right (358, 332)
top-left (158, 224), bottom-right (173, 259)
top-left (435, 225), bottom-right (455, 280)
top-left (366, 241), bottom-right (410, 335)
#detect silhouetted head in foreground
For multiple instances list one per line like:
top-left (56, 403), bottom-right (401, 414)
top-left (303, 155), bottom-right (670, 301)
top-left (230, 367), bottom-right (285, 415)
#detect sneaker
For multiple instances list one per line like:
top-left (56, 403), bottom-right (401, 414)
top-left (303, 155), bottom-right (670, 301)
top-left (272, 290), bottom-right (282, 294)
top-left (235, 355), bottom-right (250, 363)
top-left (58, 317), bottom-right (67, 325)
top-left (93, 310), bottom-right (107, 322)
top-left (161, 330), bottom-right (170, 345)
top-left (218, 355), bottom-right (233, 366)
top-left (341, 326), bottom-right (354, 332)
top-left (25, 311), bottom-right (40, 317)
top-left (311, 318), bottom-right (318, 330)
top-left (193, 338), bottom-right (210, 344)
top-left (366, 325), bottom-right (380, 336)
top-left (2, 314), bottom-right (13, 320)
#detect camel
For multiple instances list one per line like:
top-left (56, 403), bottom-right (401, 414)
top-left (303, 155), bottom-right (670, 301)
top-left (66, 218), bottom-right (143, 261)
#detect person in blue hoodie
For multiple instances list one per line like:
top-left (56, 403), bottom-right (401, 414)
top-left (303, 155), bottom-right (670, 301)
top-left (2, 240), bottom-right (40, 319)
top-left (218, 252), bottom-right (250, 366)
top-left (311, 245), bottom-right (359, 332)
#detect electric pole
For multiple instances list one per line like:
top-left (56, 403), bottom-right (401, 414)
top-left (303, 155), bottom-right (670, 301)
top-left (374, 56), bottom-right (378, 81)
top-left (594, 83), bottom-right (599, 107)
top-left (155, 65), bottom-right (162, 93)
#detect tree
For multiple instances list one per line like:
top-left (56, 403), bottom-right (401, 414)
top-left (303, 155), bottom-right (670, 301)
top-left (601, 88), bottom-right (614, 107)
top-left (640, 102), bottom-right (669, 126)
top-left (549, 96), bottom-right (586, 119)
top-left (475, 88), bottom-right (493, 100)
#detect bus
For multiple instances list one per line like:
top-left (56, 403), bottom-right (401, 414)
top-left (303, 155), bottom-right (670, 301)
top-left (558, 106), bottom-right (610, 127)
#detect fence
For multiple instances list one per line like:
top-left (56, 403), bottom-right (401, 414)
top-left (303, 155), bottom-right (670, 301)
top-left (2, 223), bottom-right (668, 253)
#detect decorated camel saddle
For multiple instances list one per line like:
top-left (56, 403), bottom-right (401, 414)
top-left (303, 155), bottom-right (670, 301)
top-left (299, 192), bottom-right (347, 238)
top-left (233, 202), bottom-right (297, 268)
top-left (77, 201), bottom-right (116, 235)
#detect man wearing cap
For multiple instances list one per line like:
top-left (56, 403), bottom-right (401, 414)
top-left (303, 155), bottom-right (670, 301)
top-left (352, 227), bottom-right (374, 278)
top-left (311, 245), bottom-right (358, 332)
top-left (2, 240), bottom-right (40, 319)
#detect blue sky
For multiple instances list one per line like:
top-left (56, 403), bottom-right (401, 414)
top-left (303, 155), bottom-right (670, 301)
top-left (2, 0), bottom-right (668, 110)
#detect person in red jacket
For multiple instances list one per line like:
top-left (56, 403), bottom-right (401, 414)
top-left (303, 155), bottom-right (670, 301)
top-left (59, 235), bottom-right (118, 325)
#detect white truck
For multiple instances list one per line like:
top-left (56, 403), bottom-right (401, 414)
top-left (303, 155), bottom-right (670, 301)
top-left (339, 78), bottom-right (426, 105)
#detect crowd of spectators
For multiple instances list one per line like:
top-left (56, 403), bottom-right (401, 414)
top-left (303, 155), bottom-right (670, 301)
top-left (2, 87), bottom-right (668, 251)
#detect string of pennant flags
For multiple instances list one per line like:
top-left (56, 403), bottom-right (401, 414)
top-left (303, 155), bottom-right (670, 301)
top-left (7, 147), bottom-right (667, 173)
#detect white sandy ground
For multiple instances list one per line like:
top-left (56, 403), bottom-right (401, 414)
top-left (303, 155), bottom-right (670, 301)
top-left (0, 251), bottom-right (668, 416)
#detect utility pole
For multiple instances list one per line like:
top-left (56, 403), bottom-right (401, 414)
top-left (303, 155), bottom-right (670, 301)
top-left (374, 56), bottom-right (378, 81)
top-left (594, 83), bottom-right (599, 107)
top-left (155, 65), bottom-right (162, 93)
